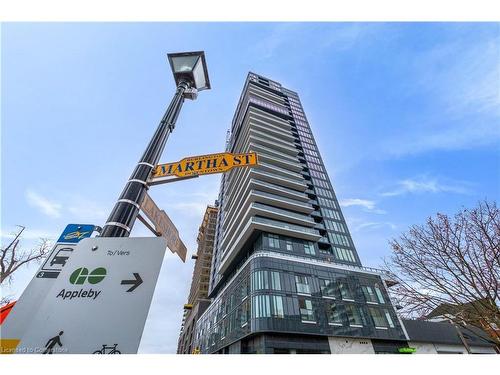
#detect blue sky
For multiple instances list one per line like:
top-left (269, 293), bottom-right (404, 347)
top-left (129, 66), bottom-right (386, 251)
top-left (1, 22), bottom-right (499, 353)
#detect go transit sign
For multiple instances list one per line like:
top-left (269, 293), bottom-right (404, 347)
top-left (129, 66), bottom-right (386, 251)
top-left (15, 237), bottom-right (167, 354)
top-left (152, 151), bottom-right (258, 179)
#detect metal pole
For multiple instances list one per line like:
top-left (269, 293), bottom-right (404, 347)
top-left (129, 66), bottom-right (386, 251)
top-left (100, 81), bottom-right (189, 238)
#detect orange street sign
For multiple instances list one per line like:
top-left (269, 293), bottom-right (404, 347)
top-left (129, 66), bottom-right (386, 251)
top-left (152, 152), bottom-right (258, 179)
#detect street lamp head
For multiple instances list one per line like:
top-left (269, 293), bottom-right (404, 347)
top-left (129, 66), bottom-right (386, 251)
top-left (167, 51), bottom-right (211, 92)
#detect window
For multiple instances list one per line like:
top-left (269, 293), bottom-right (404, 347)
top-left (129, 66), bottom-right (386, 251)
top-left (298, 297), bottom-right (315, 322)
top-left (326, 303), bottom-right (343, 325)
top-left (384, 309), bottom-right (395, 328)
top-left (285, 239), bottom-right (293, 251)
top-left (329, 233), bottom-right (350, 247)
top-left (346, 305), bottom-right (364, 327)
top-left (270, 271), bottom-right (281, 291)
top-left (339, 282), bottom-right (353, 300)
top-left (333, 247), bottom-right (357, 263)
top-left (369, 307), bottom-right (391, 328)
top-left (221, 320), bottom-right (227, 339)
top-left (240, 300), bottom-right (250, 327)
top-left (271, 295), bottom-right (285, 318)
top-left (268, 234), bottom-right (280, 248)
top-left (319, 279), bottom-right (336, 298)
top-left (362, 286), bottom-right (378, 304)
top-left (241, 280), bottom-right (249, 301)
top-left (253, 295), bottom-right (271, 318)
top-left (374, 285), bottom-right (385, 304)
top-left (304, 241), bottom-right (316, 255)
top-left (251, 270), bottom-right (269, 290)
top-left (295, 275), bottom-right (311, 294)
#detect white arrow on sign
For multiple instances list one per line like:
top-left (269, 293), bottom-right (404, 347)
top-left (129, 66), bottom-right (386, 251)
top-left (16, 237), bottom-right (167, 354)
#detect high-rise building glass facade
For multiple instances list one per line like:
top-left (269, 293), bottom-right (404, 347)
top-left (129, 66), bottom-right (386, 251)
top-left (194, 73), bottom-right (408, 354)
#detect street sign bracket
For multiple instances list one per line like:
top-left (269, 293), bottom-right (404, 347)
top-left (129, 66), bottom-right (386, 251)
top-left (148, 174), bottom-right (199, 186)
top-left (137, 213), bottom-right (160, 237)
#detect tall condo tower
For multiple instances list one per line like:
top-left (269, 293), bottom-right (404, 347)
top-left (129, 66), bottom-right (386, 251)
top-left (194, 73), bottom-right (408, 354)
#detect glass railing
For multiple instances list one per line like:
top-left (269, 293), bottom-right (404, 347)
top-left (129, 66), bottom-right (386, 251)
top-left (252, 216), bottom-right (320, 236)
top-left (248, 142), bottom-right (298, 163)
top-left (252, 202), bottom-right (315, 223)
top-left (257, 153), bottom-right (303, 172)
top-left (250, 122), bottom-right (295, 142)
top-left (248, 130), bottom-right (297, 153)
top-left (250, 179), bottom-right (309, 201)
top-left (251, 250), bottom-right (393, 280)
top-left (252, 168), bottom-right (306, 188)
top-left (248, 104), bottom-right (290, 128)
top-left (252, 190), bottom-right (312, 208)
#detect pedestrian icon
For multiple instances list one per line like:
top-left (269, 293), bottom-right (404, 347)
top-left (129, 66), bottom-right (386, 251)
top-left (43, 331), bottom-right (63, 354)
top-left (93, 343), bottom-right (121, 354)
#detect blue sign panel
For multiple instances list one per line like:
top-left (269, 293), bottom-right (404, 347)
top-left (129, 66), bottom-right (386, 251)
top-left (57, 224), bottom-right (95, 243)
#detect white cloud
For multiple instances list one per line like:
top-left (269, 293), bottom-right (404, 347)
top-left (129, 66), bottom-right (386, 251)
top-left (340, 198), bottom-right (376, 210)
top-left (67, 198), bottom-right (109, 223)
top-left (382, 175), bottom-right (471, 197)
top-left (382, 31), bottom-right (500, 157)
top-left (251, 23), bottom-right (384, 61)
top-left (339, 198), bottom-right (386, 214)
top-left (353, 221), bottom-right (397, 233)
top-left (25, 189), bottom-right (62, 218)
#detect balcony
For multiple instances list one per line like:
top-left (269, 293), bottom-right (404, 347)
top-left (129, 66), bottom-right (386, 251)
top-left (221, 189), bottom-right (315, 247)
top-left (250, 190), bottom-right (314, 213)
top-left (247, 142), bottom-right (300, 167)
top-left (219, 216), bottom-right (322, 274)
top-left (221, 200), bottom-right (317, 251)
top-left (247, 131), bottom-right (298, 156)
top-left (247, 104), bottom-right (291, 130)
top-left (257, 153), bottom-right (303, 173)
top-left (258, 161), bottom-right (304, 181)
top-left (249, 179), bottom-right (309, 202)
top-left (251, 202), bottom-right (316, 227)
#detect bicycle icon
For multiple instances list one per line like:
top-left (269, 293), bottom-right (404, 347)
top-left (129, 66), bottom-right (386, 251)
top-left (93, 344), bottom-right (121, 354)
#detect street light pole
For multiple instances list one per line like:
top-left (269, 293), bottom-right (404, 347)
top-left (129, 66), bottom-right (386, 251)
top-left (100, 82), bottom-right (188, 237)
top-left (101, 51), bottom-right (211, 238)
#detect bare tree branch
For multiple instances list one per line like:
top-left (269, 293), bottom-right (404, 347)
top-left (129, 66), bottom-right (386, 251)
top-left (0, 227), bottom-right (52, 285)
top-left (383, 200), bottom-right (500, 344)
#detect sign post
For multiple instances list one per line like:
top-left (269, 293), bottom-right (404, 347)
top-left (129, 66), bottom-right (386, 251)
top-left (14, 237), bottom-right (167, 354)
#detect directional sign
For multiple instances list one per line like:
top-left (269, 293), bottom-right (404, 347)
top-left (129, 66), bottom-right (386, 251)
top-left (15, 237), bottom-right (167, 354)
top-left (1, 224), bottom-right (95, 354)
top-left (152, 151), bottom-right (258, 179)
top-left (140, 192), bottom-right (187, 262)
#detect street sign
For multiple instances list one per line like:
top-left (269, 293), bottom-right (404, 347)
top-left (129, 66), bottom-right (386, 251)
top-left (14, 237), bottom-right (167, 354)
top-left (57, 224), bottom-right (95, 244)
top-left (140, 192), bottom-right (187, 262)
top-left (1, 224), bottom-right (95, 354)
top-left (152, 151), bottom-right (258, 179)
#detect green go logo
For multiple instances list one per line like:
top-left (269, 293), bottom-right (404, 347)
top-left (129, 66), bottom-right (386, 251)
top-left (69, 267), bottom-right (107, 285)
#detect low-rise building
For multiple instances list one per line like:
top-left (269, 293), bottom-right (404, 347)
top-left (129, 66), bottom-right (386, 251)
top-left (403, 319), bottom-right (498, 354)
